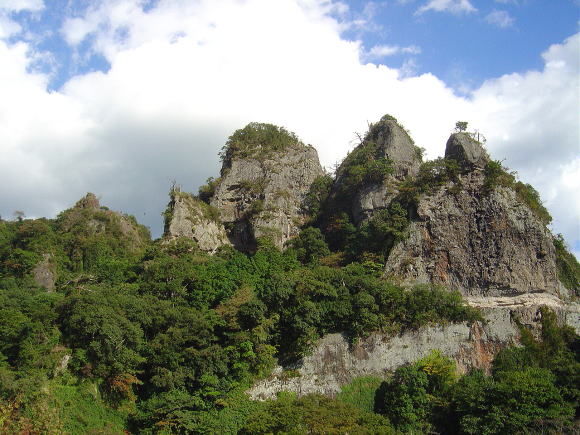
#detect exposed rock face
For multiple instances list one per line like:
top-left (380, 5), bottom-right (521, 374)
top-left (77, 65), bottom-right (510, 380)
top-left (333, 116), bottom-right (422, 224)
top-left (248, 297), bottom-right (580, 400)
top-left (363, 117), bottom-right (422, 178)
top-left (384, 138), bottom-right (561, 297)
top-left (32, 253), bottom-right (56, 291)
top-left (445, 132), bottom-right (489, 169)
top-left (164, 189), bottom-right (230, 253)
top-left (211, 145), bottom-right (324, 250)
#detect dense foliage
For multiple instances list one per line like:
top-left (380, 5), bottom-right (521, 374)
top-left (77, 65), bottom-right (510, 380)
top-left (0, 203), bottom-right (483, 433)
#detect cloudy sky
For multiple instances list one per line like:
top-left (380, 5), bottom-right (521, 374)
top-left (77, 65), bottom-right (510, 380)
top-left (0, 0), bottom-right (578, 256)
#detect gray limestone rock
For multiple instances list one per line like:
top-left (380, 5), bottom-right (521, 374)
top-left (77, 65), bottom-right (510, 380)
top-left (384, 171), bottom-right (561, 297)
top-left (164, 188), bottom-right (230, 253)
top-left (333, 116), bottom-right (422, 224)
top-left (32, 253), bottom-right (56, 292)
top-left (248, 296), bottom-right (579, 400)
top-left (211, 144), bottom-right (324, 250)
top-left (364, 117), bottom-right (422, 178)
top-left (445, 132), bottom-right (489, 169)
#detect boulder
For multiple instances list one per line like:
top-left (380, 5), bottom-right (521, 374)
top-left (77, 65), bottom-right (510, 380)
top-left (445, 132), bottom-right (489, 169)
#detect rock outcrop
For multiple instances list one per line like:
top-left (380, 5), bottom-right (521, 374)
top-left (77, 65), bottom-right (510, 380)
top-left (32, 253), bottom-right (56, 291)
top-left (445, 132), bottom-right (489, 169)
top-left (248, 296), bottom-right (580, 400)
top-left (248, 121), bottom-right (579, 401)
top-left (210, 124), bottom-right (325, 250)
top-left (163, 188), bottom-right (230, 253)
top-left (384, 134), bottom-right (563, 297)
top-left (332, 115), bottom-right (422, 224)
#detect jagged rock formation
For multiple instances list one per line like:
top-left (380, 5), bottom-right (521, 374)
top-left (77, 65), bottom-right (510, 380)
top-left (248, 295), bottom-right (580, 400)
top-left (331, 115), bottom-right (422, 224)
top-left (247, 118), bottom-right (579, 401)
top-left (384, 134), bottom-right (563, 297)
top-left (163, 187), bottom-right (230, 253)
top-left (209, 123), bottom-right (325, 250)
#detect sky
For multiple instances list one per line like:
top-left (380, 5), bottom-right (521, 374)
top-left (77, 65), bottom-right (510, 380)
top-left (0, 0), bottom-right (578, 257)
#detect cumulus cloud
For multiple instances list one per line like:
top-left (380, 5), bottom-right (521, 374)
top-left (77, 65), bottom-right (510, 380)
top-left (0, 0), bottom-right (578, 255)
top-left (416, 0), bottom-right (477, 15)
top-left (485, 10), bottom-right (515, 28)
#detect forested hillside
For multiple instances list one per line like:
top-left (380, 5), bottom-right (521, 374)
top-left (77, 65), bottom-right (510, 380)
top-left (1, 119), bottom-right (579, 434)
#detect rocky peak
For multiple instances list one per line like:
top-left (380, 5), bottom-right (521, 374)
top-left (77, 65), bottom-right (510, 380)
top-left (383, 129), bottom-right (567, 298)
top-left (210, 123), bottom-right (325, 251)
top-left (332, 115), bottom-right (422, 224)
top-left (363, 115), bottom-right (422, 178)
top-left (445, 132), bottom-right (489, 170)
top-left (163, 187), bottom-right (230, 253)
top-left (74, 192), bottom-right (101, 210)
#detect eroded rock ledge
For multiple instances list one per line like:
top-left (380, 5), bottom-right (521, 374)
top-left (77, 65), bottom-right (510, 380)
top-left (248, 296), bottom-right (579, 400)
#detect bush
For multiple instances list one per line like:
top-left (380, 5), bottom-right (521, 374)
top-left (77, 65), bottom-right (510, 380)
top-left (219, 123), bottom-right (302, 166)
top-left (553, 234), bottom-right (580, 294)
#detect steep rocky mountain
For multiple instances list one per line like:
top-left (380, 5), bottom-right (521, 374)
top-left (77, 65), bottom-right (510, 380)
top-left (245, 118), bottom-right (580, 399)
top-left (384, 133), bottom-right (563, 298)
top-left (2, 118), bottom-right (579, 433)
top-left (209, 123), bottom-right (325, 251)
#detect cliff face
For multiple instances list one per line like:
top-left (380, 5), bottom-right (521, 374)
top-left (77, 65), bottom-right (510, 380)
top-left (210, 124), bottom-right (325, 250)
top-left (248, 296), bottom-right (580, 400)
top-left (331, 116), bottom-right (422, 224)
top-left (384, 134), bottom-right (562, 298)
top-left (163, 188), bottom-right (230, 253)
top-left (246, 119), bottom-right (579, 400)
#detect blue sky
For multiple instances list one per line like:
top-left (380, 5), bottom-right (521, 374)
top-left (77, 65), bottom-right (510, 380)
top-left (0, 0), bottom-right (578, 256)
top-left (9, 0), bottom-right (578, 91)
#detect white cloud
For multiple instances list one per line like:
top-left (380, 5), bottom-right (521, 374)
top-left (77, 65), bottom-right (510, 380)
top-left (0, 0), bottom-right (578, 256)
top-left (0, 0), bottom-right (44, 12)
top-left (365, 44), bottom-right (421, 58)
top-left (485, 10), bottom-right (515, 28)
top-left (0, 13), bottom-right (20, 38)
top-left (416, 0), bottom-right (477, 15)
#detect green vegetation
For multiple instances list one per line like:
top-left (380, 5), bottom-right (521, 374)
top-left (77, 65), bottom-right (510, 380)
top-left (484, 160), bottom-right (552, 224)
top-left (336, 376), bottom-right (383, 413)
top-left (333, 139), bottom-right (394, 206)
top-left (240, 392), bottom-right (394, 434)
top-left (0, 114), bottom-right (577, 432)
top-left (372, 312), bottom-right (579, 434)
top-left (553, 234), bottom-right (580, 295)
top-left (198, 176), bottom-right (221, 204)
top-left (219, 122), bottom-right (303, 166)
top-left (0, 195), bottom-right (486, 433)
